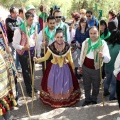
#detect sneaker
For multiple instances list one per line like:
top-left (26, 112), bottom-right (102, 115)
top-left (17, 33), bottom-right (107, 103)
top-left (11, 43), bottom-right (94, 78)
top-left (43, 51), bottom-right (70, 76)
top-left (82, 101), bottom-right (92, 106)
top-left (17, 69), bottom-right (22, 73)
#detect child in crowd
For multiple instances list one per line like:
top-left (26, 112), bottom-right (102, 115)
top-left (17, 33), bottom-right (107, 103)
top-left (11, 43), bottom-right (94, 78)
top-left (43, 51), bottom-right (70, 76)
top-left (71, 40), bottom-right (81, 80)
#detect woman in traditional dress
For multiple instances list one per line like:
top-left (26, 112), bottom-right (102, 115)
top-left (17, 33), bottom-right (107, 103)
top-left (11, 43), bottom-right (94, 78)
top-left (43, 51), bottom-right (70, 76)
top-left (34, 28), bottom-right (80, 108)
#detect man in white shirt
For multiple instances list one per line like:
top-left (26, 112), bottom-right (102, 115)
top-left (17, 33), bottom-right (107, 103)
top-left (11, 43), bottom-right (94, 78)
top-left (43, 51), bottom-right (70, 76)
top-left (80, 26), bottom-right (111, 106)
top-left (13, 12), bottom-right (39, 97)
top-left (37, 15), bottom-right (56, 73)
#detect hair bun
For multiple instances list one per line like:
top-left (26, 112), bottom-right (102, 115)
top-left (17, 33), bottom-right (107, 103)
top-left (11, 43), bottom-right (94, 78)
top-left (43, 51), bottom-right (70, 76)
top-left (56, 27), bottom-right (63, 32)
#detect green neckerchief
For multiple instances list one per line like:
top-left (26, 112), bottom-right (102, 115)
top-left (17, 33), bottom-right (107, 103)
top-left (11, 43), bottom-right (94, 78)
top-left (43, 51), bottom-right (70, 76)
top-left (87, 38), bottom-right (103, 54)
top-left (19, 22), bottom-right (35, 37)
top-left (44, 26), bottom-right (56, 41)
top-left (100, 31), bottom-right (111, 40)
top-left (39, 12), bottom-right (48, 22)
top-left (56, 21), bottom-right (65, 28)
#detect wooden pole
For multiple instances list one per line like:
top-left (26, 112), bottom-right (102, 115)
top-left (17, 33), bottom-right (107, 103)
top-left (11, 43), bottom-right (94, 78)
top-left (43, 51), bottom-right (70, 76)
top-left (98, 21), bottom-right (104, 107)
top-left (31, 26), bottom-right (38, 113)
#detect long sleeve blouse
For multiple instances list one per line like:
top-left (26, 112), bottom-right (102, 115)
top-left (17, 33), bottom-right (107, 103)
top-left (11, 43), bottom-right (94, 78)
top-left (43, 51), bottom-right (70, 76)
top-left (37, 42), bottom-right (75, 69)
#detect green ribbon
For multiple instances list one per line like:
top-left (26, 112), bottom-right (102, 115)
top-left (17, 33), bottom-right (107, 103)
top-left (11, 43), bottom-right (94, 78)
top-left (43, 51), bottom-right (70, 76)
top-left (98, 10), bottom-right (102, 21)
top-left (19, 22), bottom-right (35, 37)
top-left (100, 31), bottom-right (111, 40)
top-left (39, 12), bottom-right (48, 22)
top-left (87, 38), bottom-right (103, 54)
top-left (44, 26), bottom-right (56, 41)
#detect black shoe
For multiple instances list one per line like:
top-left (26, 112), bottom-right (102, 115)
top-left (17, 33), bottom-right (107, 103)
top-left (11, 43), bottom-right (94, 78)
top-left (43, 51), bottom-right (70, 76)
top-left (27, 92), bottom-right (32, 97)
top-left (34, 88), bottom-right (39, 93)
top-left (104, 92), bottom-right (110, 97)
top-left (82, 101), bottom-right (92, 106)
top-left (92, 101), bottom-right (97, 104)
top-left (109, 97), bottom-right (117, 101)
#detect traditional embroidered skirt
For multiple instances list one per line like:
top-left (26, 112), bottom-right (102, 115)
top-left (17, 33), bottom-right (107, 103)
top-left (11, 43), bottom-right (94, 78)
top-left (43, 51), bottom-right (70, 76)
top-left (40, 62), bottom-right (81, 108)
top-left (0, 51), bottom-right (17, 116)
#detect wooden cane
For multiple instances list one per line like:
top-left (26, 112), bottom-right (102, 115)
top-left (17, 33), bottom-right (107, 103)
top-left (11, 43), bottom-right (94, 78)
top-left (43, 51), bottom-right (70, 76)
top-left (31, 26), bottom-right (38, 113)
top-left (0, 25), bottom-right (31, 119)
top-left (21, 3), bottom-right (33, 80)
top-left (98, 23), bottom-right (104, 107)
top-left (43, 12), bottom-right (46, 70)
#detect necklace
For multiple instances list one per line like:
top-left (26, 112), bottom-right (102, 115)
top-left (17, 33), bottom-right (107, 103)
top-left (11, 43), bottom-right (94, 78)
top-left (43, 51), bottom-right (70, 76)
top-left (55, 41), bottom-right (64, 46)
top-left (55, 41), bottom-right (65, 52)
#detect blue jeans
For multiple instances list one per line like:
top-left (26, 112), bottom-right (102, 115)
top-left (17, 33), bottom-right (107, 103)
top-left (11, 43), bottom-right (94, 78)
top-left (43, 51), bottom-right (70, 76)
top-left (8, 42), bottom-right (16, 60)
top-left (104, 70), bottom-right (116, 100)
top-left (15, 52), bottom-right (21, 70)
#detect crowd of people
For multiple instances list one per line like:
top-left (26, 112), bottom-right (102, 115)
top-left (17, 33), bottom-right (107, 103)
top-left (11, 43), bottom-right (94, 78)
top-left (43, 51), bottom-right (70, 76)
top-left (0, 4), bottom-right (120, 120)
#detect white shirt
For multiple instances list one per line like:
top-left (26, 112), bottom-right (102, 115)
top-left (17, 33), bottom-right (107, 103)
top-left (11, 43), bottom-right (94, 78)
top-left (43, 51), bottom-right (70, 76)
top-left (36, 29), bottom-right (56, 57)
top-left (12, 27), bottom-right (39, 56)
top-left (79, 38), bottom-right (111, 67)
top-left (113, 51), bottom-right (120, 77)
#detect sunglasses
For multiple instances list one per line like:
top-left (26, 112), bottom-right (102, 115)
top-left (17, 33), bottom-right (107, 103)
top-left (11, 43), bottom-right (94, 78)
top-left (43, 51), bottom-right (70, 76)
top-left (55, 16), bottom-right (62, 18)
top-left (86, 15), bottom-right (91, 17)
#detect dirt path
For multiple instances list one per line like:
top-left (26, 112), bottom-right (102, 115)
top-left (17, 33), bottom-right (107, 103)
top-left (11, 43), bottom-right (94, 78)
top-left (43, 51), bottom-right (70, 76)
top-left (10, 64), bottom-right (120, 120)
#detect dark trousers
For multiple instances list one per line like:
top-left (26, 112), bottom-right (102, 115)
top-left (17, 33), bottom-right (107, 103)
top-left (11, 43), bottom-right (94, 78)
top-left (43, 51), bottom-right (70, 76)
top-left (75, 67), bottom-right (81, 79)
top-left (102, 64), bottom-right (105, 79)
top-left (18, 54), bottom-right (34, 93)
top-left (82, 65), bottom-right (100, 102)
top-left (116, 80), bottom-right (120, 108)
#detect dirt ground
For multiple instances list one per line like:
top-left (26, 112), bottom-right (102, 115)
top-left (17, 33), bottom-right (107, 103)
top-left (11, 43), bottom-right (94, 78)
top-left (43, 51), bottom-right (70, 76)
top-left (10, 64), bottom-right (120, 120)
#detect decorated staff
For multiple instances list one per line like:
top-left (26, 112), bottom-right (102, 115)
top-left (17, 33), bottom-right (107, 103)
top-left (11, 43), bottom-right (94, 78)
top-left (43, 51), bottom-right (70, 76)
top-left (98, 10), bottom-right (105, 106)
top-left (39, 5), bottom-right (48, 31)
top-left (94, 4), bottom-right (105, 106)
top-left (39, 4), bottom-right (48, 70)
top-left (31, 26), bottom-right (38, 113)
top-left (0, 22), bottom-right (31, 119)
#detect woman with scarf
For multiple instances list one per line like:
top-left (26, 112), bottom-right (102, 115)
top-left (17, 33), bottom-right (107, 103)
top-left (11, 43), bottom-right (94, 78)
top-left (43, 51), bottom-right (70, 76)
top-left (99, 20), bottom-right (111, 80)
